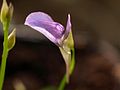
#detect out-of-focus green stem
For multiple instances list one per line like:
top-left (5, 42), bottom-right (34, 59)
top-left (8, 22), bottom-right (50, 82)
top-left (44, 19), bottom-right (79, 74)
top-left (58, 48), bottom-right (75, 90)
top-left (58, 74), bottom-right (67, 90)
top-left (0, 22), bottom-right (9, 90)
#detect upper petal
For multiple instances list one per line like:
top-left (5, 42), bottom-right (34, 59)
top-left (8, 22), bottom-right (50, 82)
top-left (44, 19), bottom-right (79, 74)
top-left (62, 14), bottom-right (71, 40)
top-left (24, 12), bottom-right (65, 45)
top-left (25, 12), bottom-right (54, 23)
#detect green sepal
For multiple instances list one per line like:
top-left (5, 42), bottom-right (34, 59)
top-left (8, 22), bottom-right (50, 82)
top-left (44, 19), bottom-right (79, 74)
top-left (59, 47), bottom-right (71, 83)
top-left (64, 30), bottom-right (74, 49)
top-left (8, 28), bottom-right (16, 51)
top-left (59, 30), bottom-right (74, 82)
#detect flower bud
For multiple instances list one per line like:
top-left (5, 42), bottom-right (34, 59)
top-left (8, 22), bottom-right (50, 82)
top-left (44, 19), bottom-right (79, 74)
top-left (0, 0), bottom-right (13, 25)
top-left (8, 28), bottom-right (16, 51)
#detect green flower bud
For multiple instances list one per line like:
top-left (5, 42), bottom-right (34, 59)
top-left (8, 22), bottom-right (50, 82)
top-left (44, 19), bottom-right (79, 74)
top-left (0, 0), bottom-right (13, 25)
top-left (0, 0), bottom-right (8, 23)
top-left (8, 28), bottom-right (16, 51)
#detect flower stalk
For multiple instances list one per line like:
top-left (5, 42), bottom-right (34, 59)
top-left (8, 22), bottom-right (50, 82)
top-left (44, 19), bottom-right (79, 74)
top-left (0, 22), bottom-right (9, 90)
top-left (0, 0), bottom-right (15, 90)
top-left (58, 47), bottom-right (75, 90)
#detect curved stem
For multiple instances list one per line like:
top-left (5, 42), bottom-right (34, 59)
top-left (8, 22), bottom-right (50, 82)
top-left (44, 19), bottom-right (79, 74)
top-left (58, 48), bottom-right (75, 90)
top-left (0, 23), bottom-right (9, 90)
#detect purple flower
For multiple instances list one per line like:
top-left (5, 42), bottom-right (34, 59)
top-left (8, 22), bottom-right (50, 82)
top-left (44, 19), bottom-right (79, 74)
top-left (24, 12), bottom-right (74, 82)
top-left (24, 12), bottom-right (71, 46)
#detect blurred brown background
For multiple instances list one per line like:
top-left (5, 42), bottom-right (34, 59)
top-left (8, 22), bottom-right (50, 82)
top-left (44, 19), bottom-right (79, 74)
top-left (0, 0), bottom-right (120, 90)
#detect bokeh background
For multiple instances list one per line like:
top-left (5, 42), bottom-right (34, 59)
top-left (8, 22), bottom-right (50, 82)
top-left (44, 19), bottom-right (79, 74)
top-left (0, 0), bottom-right (120, 90)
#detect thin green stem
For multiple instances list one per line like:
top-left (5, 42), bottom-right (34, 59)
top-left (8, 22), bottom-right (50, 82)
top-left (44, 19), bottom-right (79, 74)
top-left (58, 74), bottom-right (67, 90)
top-left (58, 48), bottom-right (75, 90)
top-left (0, 23), bottom-right (9, 90)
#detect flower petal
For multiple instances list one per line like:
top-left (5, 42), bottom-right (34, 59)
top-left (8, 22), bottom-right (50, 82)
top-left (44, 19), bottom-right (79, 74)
top-left (24, 12), bottom-right (65, 45)
top-left (62, 14), bottom-right (71, 40)
top-left (25, 12), bottom-right (54, 22)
